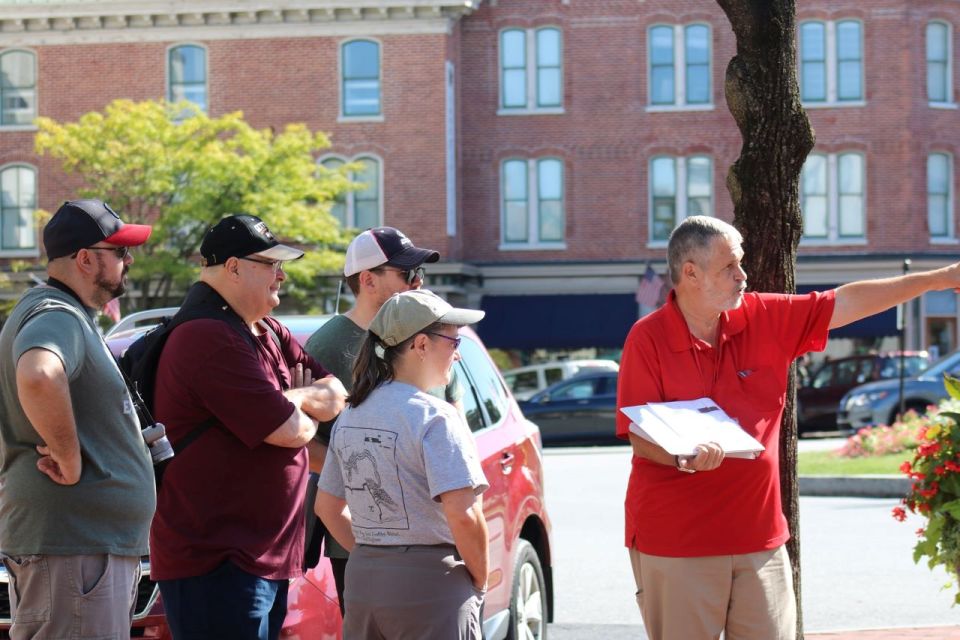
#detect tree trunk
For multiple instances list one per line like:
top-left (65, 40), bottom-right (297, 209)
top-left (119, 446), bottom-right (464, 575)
top-left (715, 1), bottom-right (814, 637)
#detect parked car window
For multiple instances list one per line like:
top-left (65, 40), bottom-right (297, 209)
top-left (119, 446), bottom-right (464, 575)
top-left (458, 336), bottom-right (507, 428)
top-left (877, 355), bottom-right (928, 379)
top-left (457, 363), bottom-right (487, 433)
top-left (544, 366), bottom-right (564, 386)
top-left (857, 358), bottom-right (875, 383)
top-left (508, 370), bottom-right (540, 396)
top-left (833, 359), bottom-right (860, 386)
top-left (551, 378), bottom-right (598, 401)
top-left (811, 363), bottom-right (835, 388)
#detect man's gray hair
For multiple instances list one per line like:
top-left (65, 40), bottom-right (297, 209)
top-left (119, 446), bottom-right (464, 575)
top-left (667, 216), bottom-right (742, 285)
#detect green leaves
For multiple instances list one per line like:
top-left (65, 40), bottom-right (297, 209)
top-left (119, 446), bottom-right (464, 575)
top-left (944, 373), bottom-right (960, 401)
top-left (35, 99), bottom-right (352, 311)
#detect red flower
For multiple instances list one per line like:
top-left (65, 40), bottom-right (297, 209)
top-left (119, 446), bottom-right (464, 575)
top-left (900, 461), bottom-right (913, 474)
top-left (918, 442), bottom-right (942, 457)
top-left (946, 460), bottom-right (960, 473)
top-left (918, 482), bottom-right (940, 499)
top-left (918, 503), bottom-right (932, 514)
top-left (935, 465), bottom-right (947, 476)
top-left (916, 528), bottom-right (926, 536)
top-left (892, 506), bottom-right (907, 522)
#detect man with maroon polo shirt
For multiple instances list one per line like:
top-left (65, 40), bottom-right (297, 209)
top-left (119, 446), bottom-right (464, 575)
top-left (616, 215), bottom-right (960, 639)
top-left (150, 215), bottom-right (346, 640)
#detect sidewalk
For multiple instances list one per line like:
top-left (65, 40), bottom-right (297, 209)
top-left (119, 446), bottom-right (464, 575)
top-left (808, 626), bottom-right (960, 639)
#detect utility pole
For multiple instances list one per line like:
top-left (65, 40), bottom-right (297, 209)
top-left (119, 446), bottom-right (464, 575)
top-left (898, 258), bottom-right (911, 419)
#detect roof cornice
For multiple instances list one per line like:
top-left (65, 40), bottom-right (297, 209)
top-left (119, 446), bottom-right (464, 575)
top-left (0, 1), bottom-right (483, 44)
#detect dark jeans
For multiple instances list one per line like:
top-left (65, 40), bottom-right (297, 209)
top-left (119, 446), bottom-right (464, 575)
top-left (159, 561), bottom-right (289, 640)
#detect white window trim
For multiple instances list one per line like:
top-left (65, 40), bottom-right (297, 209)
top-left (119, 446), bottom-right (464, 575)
top-left (799, 19), bottom-right (865, 107)
top-left (165, 42), bottom-right (209, 113)
top-left (645, 23), bottom-right (714, 112)
top-left (318, 153), bottom-right (384, 229)
top-left (0, 162), bottom-right (39, 257)
top-left (499, 157), bottom-right (567, 250)
top-left (0, 48), bottom-right (37, 130)
top-left (928, 21), bottom-right (956, 109)
top-left (497, 26), bottom-right (565, 115)
top-left (800, 152), bottom-right (867, 245)
top-left (339, 37), bottom-right (383, 121)
top-left (928, 152), bottom-right (955, 242)
top-left (646, 155), bottom-right (713, 246)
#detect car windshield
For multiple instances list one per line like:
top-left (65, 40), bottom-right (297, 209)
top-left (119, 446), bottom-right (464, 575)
top-left (917, 350), bottom-right (960, 379)
top-left (877, 355), bottom-right (930, 379)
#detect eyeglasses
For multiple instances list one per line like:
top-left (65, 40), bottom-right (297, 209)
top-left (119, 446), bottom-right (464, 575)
top-left (239, 256), bottom-right (285, 273)
top-left (83, 246), bottom-right (129, 260)
top-left (375, 266), bottom-right (426, 285)
top-left (425, 332), bottom-right (461, 349)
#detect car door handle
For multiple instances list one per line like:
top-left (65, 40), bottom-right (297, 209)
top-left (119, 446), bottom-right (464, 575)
top-left (500, 451), bottom-right (515, 474)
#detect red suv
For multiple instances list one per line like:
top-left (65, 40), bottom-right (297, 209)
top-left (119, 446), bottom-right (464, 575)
top-left (0, 313), bottom-right (553, 640)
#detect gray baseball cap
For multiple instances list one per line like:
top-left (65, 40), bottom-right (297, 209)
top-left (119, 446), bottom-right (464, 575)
top-left (370, 289), bottom-right (485, 346)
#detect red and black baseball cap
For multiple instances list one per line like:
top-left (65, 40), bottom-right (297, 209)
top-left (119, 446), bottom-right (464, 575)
top-left (200, 214), bottom-right (304, 267)
top-left (343, 227), bottom-right (440, 277)
top-left (43, 200), bottom-right (152, 260)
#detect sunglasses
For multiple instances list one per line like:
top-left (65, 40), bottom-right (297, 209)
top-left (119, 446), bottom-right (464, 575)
top-left (425, 332), bottom-right (462, 349)
top-left (239, 256), bottom-right (285, 274)
top-left (376, 266), bottom-right (426, 285)
top-left (83, 246), bottom-right (129, 260)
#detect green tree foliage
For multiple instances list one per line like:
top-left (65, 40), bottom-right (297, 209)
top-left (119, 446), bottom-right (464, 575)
top-left (35, 99), bottom-right (353, 311)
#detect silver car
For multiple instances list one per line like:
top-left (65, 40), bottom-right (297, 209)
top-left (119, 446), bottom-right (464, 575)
top-left (837, 348), bottom-right (960, 432)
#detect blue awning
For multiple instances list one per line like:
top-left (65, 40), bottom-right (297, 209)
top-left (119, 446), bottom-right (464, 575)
top-left (477, 294), bottom-right (638, 349)
top-left (796, 285), bottom-right (898, 338)
top-left (477, 286), bottom-right (899, 350)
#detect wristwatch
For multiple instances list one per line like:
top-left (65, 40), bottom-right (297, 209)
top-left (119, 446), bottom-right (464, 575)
top-left (675, 455), bottom-right (697, 474)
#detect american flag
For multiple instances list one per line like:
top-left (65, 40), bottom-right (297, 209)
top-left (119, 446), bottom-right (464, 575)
top-left (635, 264), bottom-right (664, 308)
top-left (102, 298), bottom-right (121, 324)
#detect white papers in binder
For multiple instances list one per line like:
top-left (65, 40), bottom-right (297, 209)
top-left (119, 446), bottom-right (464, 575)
top-left (620, 397), bottom-right (764, 459)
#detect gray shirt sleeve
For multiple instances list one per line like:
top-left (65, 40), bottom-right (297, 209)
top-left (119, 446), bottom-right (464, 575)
top-left (422, 405), bottom-right (489, 501)
top-left (316, 431), bottom-right (346, 499)
top-left (13, 310), bottom-right (86, 379)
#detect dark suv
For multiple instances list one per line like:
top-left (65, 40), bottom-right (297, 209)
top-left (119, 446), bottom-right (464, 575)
top-left (797, 351), bottom-right (930, 434)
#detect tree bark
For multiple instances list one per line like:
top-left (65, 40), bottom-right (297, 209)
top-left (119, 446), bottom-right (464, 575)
top-left (715, 1), bottom-right (814, 637)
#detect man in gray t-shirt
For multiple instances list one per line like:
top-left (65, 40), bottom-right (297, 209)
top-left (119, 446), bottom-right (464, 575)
top-left (0, 200), bottom-right (155, 638)
top-left (303, 226), bottom-right (442, 610)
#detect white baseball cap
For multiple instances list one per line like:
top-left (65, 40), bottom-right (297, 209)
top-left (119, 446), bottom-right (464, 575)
top-left (343, 227), bottom-right (439, 277)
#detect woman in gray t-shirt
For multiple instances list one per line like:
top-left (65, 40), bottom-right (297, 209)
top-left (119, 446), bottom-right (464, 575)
top-left (315, 289), bottom-right (489, 639)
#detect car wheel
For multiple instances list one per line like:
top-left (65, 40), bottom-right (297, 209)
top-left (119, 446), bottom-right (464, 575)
top-left (508, 539), bottom-right (547, 640)
top-left (889, 401), bottom-right (929, 425)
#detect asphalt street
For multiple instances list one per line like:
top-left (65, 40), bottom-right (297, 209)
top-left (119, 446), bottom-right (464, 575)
top-left (542, 444), bottom-right (960, 639)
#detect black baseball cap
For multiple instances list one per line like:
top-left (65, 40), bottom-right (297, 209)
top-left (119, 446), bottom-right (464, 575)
top-left (199, 214), bottom-right (304, 267)
top-left (343, 227), bottom-right (440, 277)
top-left (43, 199), bottom-right (152, 260)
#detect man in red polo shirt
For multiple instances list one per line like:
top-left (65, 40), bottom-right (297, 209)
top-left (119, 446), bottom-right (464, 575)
top-left (616, 215), bottom-right (960, 639)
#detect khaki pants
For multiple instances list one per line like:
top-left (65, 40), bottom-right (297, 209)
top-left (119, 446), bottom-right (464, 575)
top-left (2, 553), bottom-right (141, 640)
top-left (629, 545), bottom-right (796, 640)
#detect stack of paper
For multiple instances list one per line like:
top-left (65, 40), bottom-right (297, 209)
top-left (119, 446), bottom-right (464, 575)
top-left (620, 397), bottom-right (764, 459)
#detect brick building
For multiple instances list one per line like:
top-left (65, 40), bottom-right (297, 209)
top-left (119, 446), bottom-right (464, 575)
top-left (0, 0), bottom-right (958, 355)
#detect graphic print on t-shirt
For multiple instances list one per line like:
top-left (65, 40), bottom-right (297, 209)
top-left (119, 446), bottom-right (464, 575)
top-left (337, 427), bottom-right (408, 530)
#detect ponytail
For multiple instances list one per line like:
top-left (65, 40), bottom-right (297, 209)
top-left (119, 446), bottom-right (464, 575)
top-left (348, 322), bottom-right (447, 407)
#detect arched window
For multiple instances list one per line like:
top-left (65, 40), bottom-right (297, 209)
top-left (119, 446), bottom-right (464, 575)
top-left (320, 156), bottom-right (382, 228)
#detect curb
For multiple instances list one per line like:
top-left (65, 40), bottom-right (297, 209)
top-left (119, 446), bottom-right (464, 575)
top-left (799, 474), bottom-right (909, 498)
